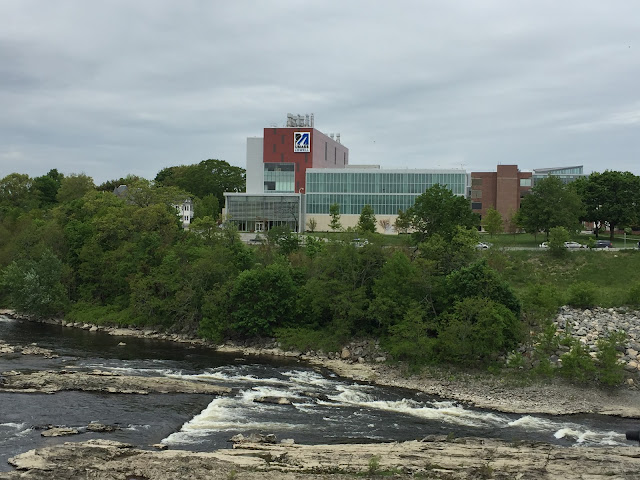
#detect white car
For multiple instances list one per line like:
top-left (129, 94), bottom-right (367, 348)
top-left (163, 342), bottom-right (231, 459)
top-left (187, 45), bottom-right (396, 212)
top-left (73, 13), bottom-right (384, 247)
top-left (539, 242), bottom-right (549, 248)
top-left (476, 242), bottom-right (491, 250)
top-left (564, 241), bottom-right (583, 249)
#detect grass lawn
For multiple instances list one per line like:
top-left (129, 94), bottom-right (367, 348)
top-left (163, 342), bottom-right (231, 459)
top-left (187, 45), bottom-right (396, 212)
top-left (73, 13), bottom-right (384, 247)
top-left (484, 248), bottom-right (640, 307)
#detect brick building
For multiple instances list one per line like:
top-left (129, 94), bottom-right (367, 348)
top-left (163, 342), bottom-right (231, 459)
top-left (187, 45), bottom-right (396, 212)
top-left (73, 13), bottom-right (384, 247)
top-left (470, 165), bottom-right (532, 223)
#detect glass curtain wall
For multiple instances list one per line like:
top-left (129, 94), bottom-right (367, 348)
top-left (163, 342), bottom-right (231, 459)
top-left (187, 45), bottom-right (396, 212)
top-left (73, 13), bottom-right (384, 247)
top-left (305, 170), bottom-right (467, 215)
top-left (264, 163), bottom-right (295, 192)
top-left (226, 195), bottom-right (301, 231)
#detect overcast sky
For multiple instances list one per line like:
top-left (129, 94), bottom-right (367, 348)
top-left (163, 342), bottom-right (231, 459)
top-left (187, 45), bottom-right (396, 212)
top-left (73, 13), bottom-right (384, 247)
top-left (1, 1), bottom-right (639, 184)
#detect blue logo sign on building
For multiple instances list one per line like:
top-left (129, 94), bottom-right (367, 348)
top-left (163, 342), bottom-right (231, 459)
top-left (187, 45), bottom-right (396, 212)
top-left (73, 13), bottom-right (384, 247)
top-left (294, 132), bottom-right (310, 153)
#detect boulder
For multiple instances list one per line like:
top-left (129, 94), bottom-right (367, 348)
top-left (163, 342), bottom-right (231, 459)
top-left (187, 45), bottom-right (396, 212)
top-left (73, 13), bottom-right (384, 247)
top-left (86, 423), bottom-right (119, 432)
top-left (229, 433), bottom-right (277, 444)
top-left (254, 396), bottom-right (292, 405)
top-left (41, 427), bottom-right (79, 437)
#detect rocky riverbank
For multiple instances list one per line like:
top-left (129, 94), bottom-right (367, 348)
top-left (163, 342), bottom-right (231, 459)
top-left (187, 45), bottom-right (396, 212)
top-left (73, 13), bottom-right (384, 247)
top-left (3, 437), bottom-right (640, 480)
top-left (3, 309), bottom-right (640, 416)
top-left (555, 306), bottom-right (640, 372)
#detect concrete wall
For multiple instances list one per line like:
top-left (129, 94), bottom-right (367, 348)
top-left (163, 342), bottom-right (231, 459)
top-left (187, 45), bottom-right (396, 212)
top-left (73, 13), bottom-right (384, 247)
top-left (246, 137), bottom-right (264, 194)
top-left (305, 214), bottom-right (398, 234)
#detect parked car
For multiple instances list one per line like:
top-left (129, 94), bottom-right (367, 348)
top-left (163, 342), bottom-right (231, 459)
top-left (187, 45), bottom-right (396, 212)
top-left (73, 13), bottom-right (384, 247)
top-left (539, 242), bottom-right (549, 248)
top-left (564, 241), bottom-right (584, 249)
top-left (351, 238), bottom-right (369, 248)
top-left (476, 242), bottom-right (491, 250)
top-left (593, 240), bottom-right (613, 248)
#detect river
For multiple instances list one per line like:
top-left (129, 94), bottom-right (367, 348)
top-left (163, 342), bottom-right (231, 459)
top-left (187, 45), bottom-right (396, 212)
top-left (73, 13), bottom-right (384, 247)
top-left (0, 314), bottom-right (633, 472)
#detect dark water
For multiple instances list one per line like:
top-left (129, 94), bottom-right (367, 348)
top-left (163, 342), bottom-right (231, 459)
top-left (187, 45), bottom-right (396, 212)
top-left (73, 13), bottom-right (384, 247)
top-left (0, 315), bottom-right (635, 472)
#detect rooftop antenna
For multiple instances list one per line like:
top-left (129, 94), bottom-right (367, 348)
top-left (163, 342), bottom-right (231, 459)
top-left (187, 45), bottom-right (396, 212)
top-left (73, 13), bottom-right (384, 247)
top-left (336, 133), bottom-right (341, 144)
top-left (310, 113), bottom-right (314, 128)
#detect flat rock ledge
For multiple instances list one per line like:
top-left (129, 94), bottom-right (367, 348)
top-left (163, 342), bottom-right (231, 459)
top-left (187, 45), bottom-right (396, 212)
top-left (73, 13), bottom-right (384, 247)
top-left (4, 438), bottom-right (640, 480)
top-left (0, 370), bottom-right (231, 395)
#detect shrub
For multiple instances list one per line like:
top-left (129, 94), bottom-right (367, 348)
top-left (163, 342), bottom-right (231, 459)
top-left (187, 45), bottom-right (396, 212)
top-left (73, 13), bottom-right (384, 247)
top-left (275, 326), bottom-right (343, 353)
top-left (548, 226), bottom-right (570, 257)
top-left (595, 331), bottom-right (627, 386)
top-left (558, 340), bottom-right (596, 383)
top-left (444, 259), bottom-right (521, 316)
top-left (436, 297), bottom-right (523, 364)
top-left (385, 305), bottom-right (436, 366)
top-left (566, 281), bottom-right (598, 308)
top-left (520, 284), bottom-right (562, 326)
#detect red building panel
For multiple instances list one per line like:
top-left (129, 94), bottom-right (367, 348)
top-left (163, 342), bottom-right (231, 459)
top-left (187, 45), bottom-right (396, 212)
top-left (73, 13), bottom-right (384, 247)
top-left (263, 127), bottom-right (348, 192)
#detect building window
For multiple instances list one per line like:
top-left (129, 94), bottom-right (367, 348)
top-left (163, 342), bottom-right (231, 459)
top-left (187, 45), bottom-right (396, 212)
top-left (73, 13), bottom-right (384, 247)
top-left (325, 142), bottom-right (327, 161)
top-left (281, 135), bottom-right (285, 144)
top-left (471, 190), bottom-right (482, 199)
top-left (471, 178), bottom-right (482, 186)
top-left (305, 153), bottom-right (308, 163)
top-left (471, 202), bottom-right (482, 210)
top-left (520, 178), bottom-right (532, 187)
top-left (273, 143), bottom-right (276, 153)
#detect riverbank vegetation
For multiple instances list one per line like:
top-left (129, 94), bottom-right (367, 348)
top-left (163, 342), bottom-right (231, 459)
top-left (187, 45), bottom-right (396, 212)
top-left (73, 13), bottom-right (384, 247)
top-left (1, 169), bottom-right (640, 387)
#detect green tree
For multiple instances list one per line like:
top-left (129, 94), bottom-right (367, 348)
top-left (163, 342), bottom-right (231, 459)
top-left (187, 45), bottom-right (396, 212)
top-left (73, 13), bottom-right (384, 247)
top-left (306, 218), bottom-right (317, 233)
top-left (576, 170), bottom-right (640, 240)
top-left (229, 262), bottom-right (296, 335)
top-left (418, 226), bottom-right (479, 274)
top-left (0, 249), bottom-right (67, 316)
top-left (32, 169), bottom-right (64, 208)
top-left (548, 226), bottom-right (570, 257)
top-left (194, 194), bottom-right (219, 220)
top-left (406, 184), bottom-right (479, 243)
top-left (518, 176), bottom-right (583, 240)
top-left (394, 209), bottom-right (411, 234)
top-left (443, 259), bottom-right (521, 316)
top-left (329, 203), bottom-right (342, 231)
top-left (155, 159), bottom-right (245, 213)
top-left (370, 251), bottom-right (428, 331)
top-left (357, 204), bottom-right (376, 233)
top-left (482, 207), bottom-right (503, 237)
top-left (505, 209), bottom-right (521, 237)
top-left (0, 173), bottom-right (34, 211)
top-left (386, 304), bottom-right (435, 365)
top-left (436, 297), bottom-right (522, 364)
top-left (56, 173), bottom-right (95, 203)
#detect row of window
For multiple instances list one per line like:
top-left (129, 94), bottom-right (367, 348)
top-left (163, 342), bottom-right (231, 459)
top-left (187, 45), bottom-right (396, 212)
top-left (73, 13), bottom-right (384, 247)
top-left (227, 196), bottom-right (300, 221)
top-left (306, 172), bottom-right (467, 195)
top-left (305, 193), bottom-right (467, 215)
top-left (264, 163), bottom-right (295, 193)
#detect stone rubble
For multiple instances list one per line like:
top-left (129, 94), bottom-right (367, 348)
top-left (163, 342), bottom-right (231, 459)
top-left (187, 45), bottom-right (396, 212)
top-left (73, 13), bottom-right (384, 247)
top-left (552, 306), bottom-right (640, 373)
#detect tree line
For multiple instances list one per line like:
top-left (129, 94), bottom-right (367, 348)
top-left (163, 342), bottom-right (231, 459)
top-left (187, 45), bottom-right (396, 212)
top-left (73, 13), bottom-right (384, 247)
top-left (0, 172), bottom-right (523, 367)
top-left (477, 171), bottom-right (640, 240)
top-left (0, 164), bottom-right (637, 375)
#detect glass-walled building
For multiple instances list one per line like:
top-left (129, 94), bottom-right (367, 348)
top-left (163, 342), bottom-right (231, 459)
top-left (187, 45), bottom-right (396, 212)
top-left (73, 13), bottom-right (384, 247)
top-left (305, 168), bottom-right (469, 232)
top-left (224, 193), bottom-right (302, 232)
top-left (532, 166), bottom-right (585, 185)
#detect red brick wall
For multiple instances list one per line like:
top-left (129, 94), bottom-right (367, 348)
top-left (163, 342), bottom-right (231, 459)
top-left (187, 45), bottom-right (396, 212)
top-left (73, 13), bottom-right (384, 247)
top-left (471, 166), bottom-right (532, 223)
top-left (263, 128), bottom-right (348, 192)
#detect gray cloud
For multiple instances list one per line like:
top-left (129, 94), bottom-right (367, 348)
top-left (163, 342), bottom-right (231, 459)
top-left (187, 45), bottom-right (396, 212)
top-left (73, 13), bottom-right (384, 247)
top-left (1, 0), bottom-right (639, 184)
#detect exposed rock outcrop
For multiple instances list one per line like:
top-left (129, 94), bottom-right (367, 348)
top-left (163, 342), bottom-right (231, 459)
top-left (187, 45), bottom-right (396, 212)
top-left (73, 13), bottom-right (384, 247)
top-left (0, 370), bottom-right (231, 395)
top-left (5, 438), bottom-right (640, 480)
